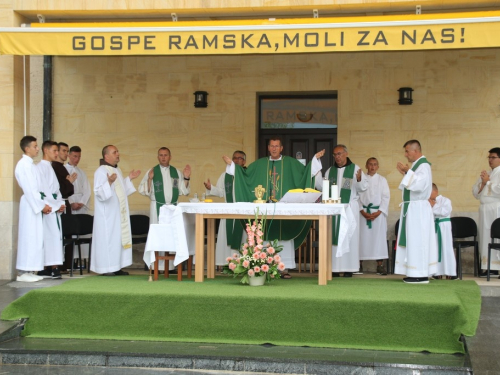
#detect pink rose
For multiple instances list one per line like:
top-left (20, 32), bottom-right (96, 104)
top-left (267, 257), bottom-right (273, 264)
top-left (229, 263), bottom-right (236, 271)
top-left (261, 264), bottom-right (269, 272)
top-left (274, 255), bottom-right (281, 263)
top-left (242, 260), bottom-right (250, 268)
top-left (243, 243), bottom-right (248, 249)
top-left (242, 249), bottom-right (248, 256)
top-left (254, 266), bottom-right (261, 273)
top-left (248, 269), bottom-right (255, 277)
top-left (226, 257), bottom-right (232, 262)
top-left (253, 252), bottom-right (260, 260)
top-left (267, 247), bottom-right (275, 254)
top-left (278, 262), bottom-right (285, 271)
top-left (233, 253), bottom-right (239, 259)
top-left (259, 252), bottom-right (267, 259)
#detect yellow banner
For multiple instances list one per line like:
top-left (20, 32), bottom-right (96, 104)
top-left (1, 13), bottom-right (500, 56)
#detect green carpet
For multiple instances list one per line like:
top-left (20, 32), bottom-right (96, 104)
top-left (1, 276), bottom-right (481, 354)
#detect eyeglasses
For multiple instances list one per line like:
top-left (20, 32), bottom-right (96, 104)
top-left (487, 156), bottom-right (499, 160)
top-left (333, 152), bottom-right (345, 157)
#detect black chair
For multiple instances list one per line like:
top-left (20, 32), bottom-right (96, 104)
top-left (390, 219), bottom-right (400, 274)
top-left (487, 218), bottom-right (500, 281)
top-left (61, 213), bottom-right (78, 253)
top-left (72, 214), bottom-right (94, 276)
top-left (130, 215), bottom-right (150, 271)
top-left (451, 217), bottom-right (480, 279)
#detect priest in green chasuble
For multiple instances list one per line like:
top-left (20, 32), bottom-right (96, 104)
top-left (223, 138), bottom-right (325, 276)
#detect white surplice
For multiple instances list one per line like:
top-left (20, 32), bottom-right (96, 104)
top-left (433, 195), bottom-right (456, 276)
top-left (472, 165), bottom-right (500, 271)
top-left (394, 156), bottom-right (438, 277)
top-left (226, 156), bottom-right (322, 269)
top-left (36, 160), bottom-right (65, 266)
top-left (91, 165), bottom-right (135, 274)
top-left (358, 173), bottom-right (390, 260)
top-left (318, 164), bottom-right (368, 272)
top-left (15, 155), bottom-right (46, 272)
top-left (65, 163), bottom-right (91, 258)
top-left (138, 165), bottom-right (190, 270)
top-left (206, 172), bottom-right (241, 265)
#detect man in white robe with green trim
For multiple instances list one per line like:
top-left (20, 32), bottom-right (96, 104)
top-left (139, 147), bottom-right (191, 271)
top-left (472, 147), bottom-right (500, 277)
top-left (317, 145), bottom-right (368, 277)
top-left (91, 145), bottom-right (141, 276)
top-left (395, 140), bottom-right (438, 284)
top-left (429, 183), bottom-right (456, 279)
top-left (204, 150), bottom-right (246, 266)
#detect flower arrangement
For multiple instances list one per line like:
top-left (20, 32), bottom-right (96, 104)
top-left (223, 209), bottom-right (284, 284)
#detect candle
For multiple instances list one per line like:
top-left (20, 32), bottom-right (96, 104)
top-left (322, 179), bottom-right (329, 201)
top-left (331, 184), bottom-right (339, 200)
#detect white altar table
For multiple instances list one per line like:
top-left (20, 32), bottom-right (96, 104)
top-left (178, 202), bottom-right (355, 286)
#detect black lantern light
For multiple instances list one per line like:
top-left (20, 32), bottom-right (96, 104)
top-left (398, 87), bottom-right (413, 105)
top-left (194, 91), bottom-right (208, 108)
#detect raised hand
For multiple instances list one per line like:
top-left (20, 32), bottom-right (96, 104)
top-left (480, 170), bottom-right (490, 184)
top-left (129, 169), bottom-right (141, 180)
top-left (204, 178), bottom-right (212, 190)
top-left (222, 155), bottom-right (232, 165)
top-left (397, 162), bottom-right (409, 175)
top-left (66, 172), bottom-right (77, 183)
top-left (148, 168), bottom-right (155, 180)
top-left (356, 169), bottom-right (362, 182)
top-left (315, 149), bottom-right (326, 159)
top-left (183, 165), bottom-right (191, 179)
top-left (108, 173), bottom-right (117, 185)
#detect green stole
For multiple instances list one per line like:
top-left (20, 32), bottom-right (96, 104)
top-left (152, 164), bottom-right (179, 217)
top-left (231, 156), bottom-right (314, 249)
top-left (328, 162), bottom-right (355, 245)
top-left (398, 157), bottom-right (431, 247)
top-left (434, 217), bottom-right (450, 262)
top-left (224, 173), bottom-right (244, 249)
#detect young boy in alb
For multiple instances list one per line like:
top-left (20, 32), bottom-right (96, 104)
top-left (15, 136), bottom-right (51, 282)
top-left (36, 141), bottom-right (66, 279)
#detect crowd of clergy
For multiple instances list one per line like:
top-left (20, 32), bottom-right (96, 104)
top-left (13, 135), bottom-right (500, 284)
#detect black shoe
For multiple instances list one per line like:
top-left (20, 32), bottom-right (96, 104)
top-left (114, 270), bottom-right (129, 276)
top-left (479, 270), bottom-right (498, 278)
top-left (51, 268), bottom-right (62, 279)
top-left (432, 275), bottom-right (442, 280)
top-left (343, 272), bottom-right (353, 278)
top-left (403, 277), bottom-right (429, 284)
top-left (102, 272), bottom-right (116, 276)
top-left (332, 272), bottom-right (340, 277)
top-left (36, 269), bottom-right (52, 279)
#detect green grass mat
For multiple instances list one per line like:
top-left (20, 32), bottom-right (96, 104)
top-left (1, 276), bottom-right (481, 354)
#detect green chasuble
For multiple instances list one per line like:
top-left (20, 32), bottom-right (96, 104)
top-left (230, 156), bottom-right (315, 249)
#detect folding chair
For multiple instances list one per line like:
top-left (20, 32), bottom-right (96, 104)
top-left (487, 217), bottom-right (500, 281)
top-left (450, 216), bottom-right (479, 278)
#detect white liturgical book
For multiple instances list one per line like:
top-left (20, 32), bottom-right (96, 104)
top-left (279, 192), bottom-right (322, 203)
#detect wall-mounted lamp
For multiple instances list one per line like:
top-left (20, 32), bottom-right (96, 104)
top-left (194, 91), bottom-right (208, 108)
top-left (398, 87), bottom-right (413, 105)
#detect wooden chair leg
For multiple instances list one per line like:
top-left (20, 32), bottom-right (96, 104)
top-left (154, 255), bottom-right (159, 281)
top-left (177, 263), bottom-right (182, 281)
top-left (187, 256), bottom-right (193, 278)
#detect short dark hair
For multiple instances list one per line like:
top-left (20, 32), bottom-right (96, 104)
top-left (268, 137), bottom-right (282, 146)
top-left (42, 140), bottom-right (58, 152)
top-left (489, 148), bottom-right (500, 158)
top-left (57, 142), bottom-right (69, 150)
top-left (20, 135), bottom-right (36, 152)
top-left (69, 146), bottom-right (81, 153)
top-left (403, 140), bottom-right (421, 151)
top-left (102, 145), bottom-right (113, 158)
top-left (432, 183), bottom-right (438, 191)
top-left (366, 157), bottom-right (378, 164)
top-left (233, 150), bottom-right (246, 160)
top-left (158, 147), bottom-right (171, 154)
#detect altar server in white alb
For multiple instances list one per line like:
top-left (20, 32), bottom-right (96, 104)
top-left (138, 147), bottom-right (190, 271)
top-left (472, 147), bottom-right (500, 277)
top-left (204, 151), bottom-right (247, 266)
top-left (91, 145), bottom-right (141, 276)
top-left (65, 146), bottom-right (92, 260)
top-left (15, 136), bottom-right (51, 282)
top-left (317, 144), bottom-right (368, 277)
top-left (429, 183), bottom-right (457, 279)
top-left (395, 140), bottom-right (438, 284)
top-left (36, 141), bottom-right (66, 279)
top-left (358, 157), bottom-right (390, 276)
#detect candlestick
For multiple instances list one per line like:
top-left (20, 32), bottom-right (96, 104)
top-left (322, 179), bottom-right (329, 201)
top-left (331, 184), bottom-right (339, 200)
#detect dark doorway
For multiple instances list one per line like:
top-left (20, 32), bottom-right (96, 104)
top-left (258, 94), bottom-right (337, 175)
